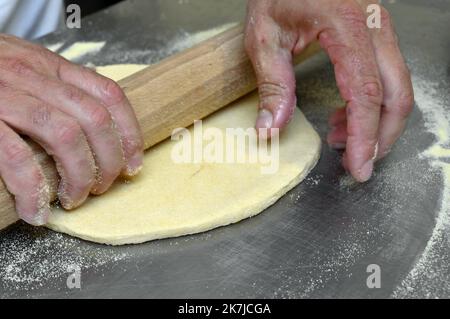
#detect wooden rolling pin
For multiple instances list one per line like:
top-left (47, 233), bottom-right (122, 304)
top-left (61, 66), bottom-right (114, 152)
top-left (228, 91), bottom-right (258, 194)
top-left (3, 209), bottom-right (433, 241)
top-left (0, 24), bottom-right (321, 231)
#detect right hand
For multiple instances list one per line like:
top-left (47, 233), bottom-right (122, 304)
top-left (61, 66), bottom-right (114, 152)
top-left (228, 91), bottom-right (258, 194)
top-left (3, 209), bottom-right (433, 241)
top-left (0, 34), bottom-right (144, 226)
top-left (245, 0), bottom-right (414, 182)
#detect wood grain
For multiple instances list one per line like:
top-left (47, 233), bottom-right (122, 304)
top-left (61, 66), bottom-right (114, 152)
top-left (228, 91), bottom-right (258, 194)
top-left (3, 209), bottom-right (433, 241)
top-left (0, 24), bottom-right (321, 231)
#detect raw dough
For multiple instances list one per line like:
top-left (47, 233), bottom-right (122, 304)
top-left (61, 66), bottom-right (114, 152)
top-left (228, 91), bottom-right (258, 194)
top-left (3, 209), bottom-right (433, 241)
top-left (46, 65), bottom-right (322, 245)
top-left (94, 64), bottom-right (148, 80)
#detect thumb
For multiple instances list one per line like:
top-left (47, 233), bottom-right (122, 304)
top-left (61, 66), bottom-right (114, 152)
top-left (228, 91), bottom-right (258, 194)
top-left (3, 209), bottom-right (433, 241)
top-left (245, 28), bottom-right (297, 137)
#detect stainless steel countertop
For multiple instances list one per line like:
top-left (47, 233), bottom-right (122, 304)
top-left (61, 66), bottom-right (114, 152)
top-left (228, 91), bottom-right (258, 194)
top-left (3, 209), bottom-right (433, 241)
top-left (0, 0), bottom-right (449, 298)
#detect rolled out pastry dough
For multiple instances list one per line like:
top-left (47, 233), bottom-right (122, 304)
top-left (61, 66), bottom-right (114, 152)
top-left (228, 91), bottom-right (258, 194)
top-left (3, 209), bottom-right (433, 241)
top-left (46, 64), bottom-right (321, 245)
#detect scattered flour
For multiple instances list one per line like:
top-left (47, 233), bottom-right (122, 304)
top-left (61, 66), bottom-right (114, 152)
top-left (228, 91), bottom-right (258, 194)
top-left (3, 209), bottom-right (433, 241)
top-left (0, 223), bottom-right (129, 297)
top-left (167, 22), bottom-right (239, 53)
top-left (392, 76), bottom-right (450, 298)
top-left (54, 23), bottom-right (239, 65)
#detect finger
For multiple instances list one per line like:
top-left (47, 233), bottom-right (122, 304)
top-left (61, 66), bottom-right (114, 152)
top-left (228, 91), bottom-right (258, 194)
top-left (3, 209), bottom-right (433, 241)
top-left (57, 61), bottom-right (144, 176)
top-left (369, 7), bottom-right (414, 159)
top-left (245, 18), bottom-right (297, 137)
top-left (0, 89), bottom-right (96, 209)
top-left (0, 120), bottom-right (50, 226)
top-left (319, 5), bottom-right (383, 182)
top-left (0, 60), bottom-right (124, 194)
top-left (327, 121), bottom-right (348, 149)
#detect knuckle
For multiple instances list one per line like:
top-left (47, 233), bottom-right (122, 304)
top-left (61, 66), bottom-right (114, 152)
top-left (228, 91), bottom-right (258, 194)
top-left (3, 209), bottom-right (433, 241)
top-left (29, 103), bottom-right (52, 127)
top-left (56, 119), bottom-right (83, 145)
top-left (62, 86), bottom-right (85, 104)
top-left (252, 29), bottom-right (269, 48)
top-left (87, 106), bottom-right (112, 130)
top-left (336, 2), bottom-right (366, 27)
top-left (336, 2), bottom-right (370, 44)
top-left (101, 78), bottom-right (126, 105)
top-left (3, 141), bottom-right (31, 165)
top-left (4, 58), bottom-right (34, 77)
top-left (354, 79), bottom-right (383, 107)
top-left (39, 49), bottom-right (65, 77)
top-left (38, 47), bottom-right (61, 66)
top-left (122, 135), bottom-right (143, 158)
top-left (362, 81), bottom-right (383, 99)
top-left (258, 82), bottom-right (290, 101)
top-left (245, 17), bottom-right (270, 51)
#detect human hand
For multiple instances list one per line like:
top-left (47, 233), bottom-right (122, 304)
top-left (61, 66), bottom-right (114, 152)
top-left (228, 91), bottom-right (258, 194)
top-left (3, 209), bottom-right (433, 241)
top-left (0, 34), bottom-right (144, 225)
top-left (245, 0), bottom-right (414, 182)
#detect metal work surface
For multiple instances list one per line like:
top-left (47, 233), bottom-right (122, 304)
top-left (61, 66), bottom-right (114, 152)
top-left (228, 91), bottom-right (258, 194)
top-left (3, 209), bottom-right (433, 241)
top-left (0, 0), bottom-right (449, 298)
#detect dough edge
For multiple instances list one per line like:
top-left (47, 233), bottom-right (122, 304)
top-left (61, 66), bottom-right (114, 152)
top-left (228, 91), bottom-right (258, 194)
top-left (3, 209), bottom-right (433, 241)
top-left (48, 149), bottom-right (320, 245)
top-left (46, 64), bottom-right (322, 246)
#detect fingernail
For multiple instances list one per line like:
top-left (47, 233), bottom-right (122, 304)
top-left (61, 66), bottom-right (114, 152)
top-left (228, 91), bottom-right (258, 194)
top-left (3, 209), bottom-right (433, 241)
top-left (256, 109), bottom-right (273, 130)
top-left (358, 160), bottom-right (374, 183)
top-left (125, 153), bottom-right (143, 177)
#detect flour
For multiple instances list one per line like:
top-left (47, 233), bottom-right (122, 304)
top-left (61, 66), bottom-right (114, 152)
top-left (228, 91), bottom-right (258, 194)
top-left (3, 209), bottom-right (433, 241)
top-left (392, 75), bottom-right (450, 298)
top-left (53, 23), bottom-right (239, 65)
top-left (0, 223), bottom-right (129, 297)
top-left (167, 22), bottom-right (239, 53)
